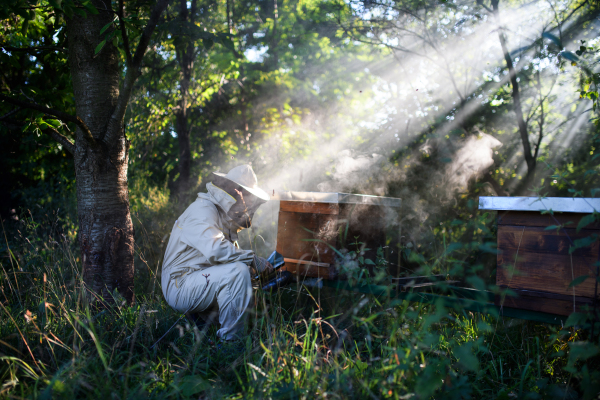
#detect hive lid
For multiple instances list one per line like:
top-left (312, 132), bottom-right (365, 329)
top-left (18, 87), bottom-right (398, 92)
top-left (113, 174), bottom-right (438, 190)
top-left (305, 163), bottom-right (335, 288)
top-left (479, 196), bottom-right (600, 213)
top-left (272, 191), bottom-right (402, 207)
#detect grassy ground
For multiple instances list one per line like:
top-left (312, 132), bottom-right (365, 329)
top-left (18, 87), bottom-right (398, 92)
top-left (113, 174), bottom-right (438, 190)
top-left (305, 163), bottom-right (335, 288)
top-left (1, 206), bottom-right (599, 399)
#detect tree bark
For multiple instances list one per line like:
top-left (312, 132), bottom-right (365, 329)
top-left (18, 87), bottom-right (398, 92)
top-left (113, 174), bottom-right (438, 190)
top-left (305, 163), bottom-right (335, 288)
top-left (174, 0), bottom-right (197, 195)
top-left (67, 2), bottom-right (135, 303)
top-left (64, 0), bottom-right (169, 304)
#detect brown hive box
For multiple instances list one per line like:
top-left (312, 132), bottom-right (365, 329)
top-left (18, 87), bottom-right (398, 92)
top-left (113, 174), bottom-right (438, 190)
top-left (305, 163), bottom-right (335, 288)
top-left (273, 191), bottom-right (402, 280)
top-left (479, 196), bottom-right (600, 316)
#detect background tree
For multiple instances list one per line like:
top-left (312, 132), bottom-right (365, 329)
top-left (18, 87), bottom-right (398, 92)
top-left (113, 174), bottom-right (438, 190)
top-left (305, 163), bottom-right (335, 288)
top-left (1, 0), bottom-right (169, 303)
top-left (337, 0), bottom-right (597, 197)
top-left (128, 0), bottom-right (367, 197)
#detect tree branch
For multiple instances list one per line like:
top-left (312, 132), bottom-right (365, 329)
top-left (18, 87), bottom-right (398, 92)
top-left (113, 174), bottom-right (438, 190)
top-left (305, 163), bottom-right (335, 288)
top-left (491, 0), bottom-right (534, 173)
top-left (104, 0), bottom-right (170, 146)
top-left (0, 111), bottom-right (75, 154)
top-left (47, 126), bottom-right (75, 155)
top-left (118, 0), bottom-right (133, 67)
top-left (533, 70), bottom-right (544, 161)
top-left (0, 93), bottom-right (99, 150)
top-left (482, 172), bottom-right (508, 196)
top-left (475, 0), bottom-right (493, 14)
top-left (0, 107), bottom-right (20, 120)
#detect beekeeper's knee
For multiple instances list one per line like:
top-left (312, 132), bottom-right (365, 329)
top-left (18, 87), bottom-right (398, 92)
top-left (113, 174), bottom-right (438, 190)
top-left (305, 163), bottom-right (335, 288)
top-left (230, 261), bottom-right (251, 284)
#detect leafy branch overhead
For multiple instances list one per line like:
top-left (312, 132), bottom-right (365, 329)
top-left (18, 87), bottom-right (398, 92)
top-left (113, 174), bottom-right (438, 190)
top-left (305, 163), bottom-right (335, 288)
top-left (159, 20), bottom-right (235, 50)
top-left (543, 32), bottom-right (599, 114)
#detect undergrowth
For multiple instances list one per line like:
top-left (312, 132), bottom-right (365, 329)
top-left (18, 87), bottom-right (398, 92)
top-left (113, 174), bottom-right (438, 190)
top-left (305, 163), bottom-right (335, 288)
top-left (1, 200), bottom-right (599, 399)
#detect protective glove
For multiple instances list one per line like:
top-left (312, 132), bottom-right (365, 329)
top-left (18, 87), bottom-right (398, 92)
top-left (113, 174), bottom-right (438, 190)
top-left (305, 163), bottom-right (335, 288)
top-left (252, 255), bottom-right (274, 276)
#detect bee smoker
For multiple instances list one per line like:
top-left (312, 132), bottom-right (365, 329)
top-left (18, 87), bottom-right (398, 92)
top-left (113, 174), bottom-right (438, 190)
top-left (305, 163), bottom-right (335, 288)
top-left (260, 251), bottom-right (292, 291)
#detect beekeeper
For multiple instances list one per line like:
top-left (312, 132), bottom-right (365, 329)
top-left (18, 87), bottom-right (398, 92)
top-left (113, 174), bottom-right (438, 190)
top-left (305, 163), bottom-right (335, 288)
top-left (161, 165), bottom-right (273, 341)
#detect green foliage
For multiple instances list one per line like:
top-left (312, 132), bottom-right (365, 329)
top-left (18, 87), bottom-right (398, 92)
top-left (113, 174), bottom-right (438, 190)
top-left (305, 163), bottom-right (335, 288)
top-left (566, 38), bottom-right (600, 115)
top-left (1, 198), bottom-right (600, 398)
top-left (2, 0), bottom-right (600, 397)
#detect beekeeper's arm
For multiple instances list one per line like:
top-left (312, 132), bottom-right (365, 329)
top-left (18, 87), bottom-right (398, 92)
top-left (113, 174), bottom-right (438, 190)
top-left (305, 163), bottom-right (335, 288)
top-left (179, 204), bottom-right (271, 273)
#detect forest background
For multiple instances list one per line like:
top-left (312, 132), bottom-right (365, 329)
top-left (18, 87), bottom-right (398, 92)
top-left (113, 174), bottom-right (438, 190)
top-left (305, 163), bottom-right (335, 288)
top-left (1, 0), bottom-right (600, 398)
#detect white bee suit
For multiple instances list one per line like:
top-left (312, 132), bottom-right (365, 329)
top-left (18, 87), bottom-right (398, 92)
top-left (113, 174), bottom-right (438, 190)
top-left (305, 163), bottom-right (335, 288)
top-left (161, 183), bottom-right (256, 340)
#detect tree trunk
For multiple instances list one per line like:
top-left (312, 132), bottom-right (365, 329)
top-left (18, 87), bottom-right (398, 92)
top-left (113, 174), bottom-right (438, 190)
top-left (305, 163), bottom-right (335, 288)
top-left (272, 0), bottom-right (279, 67)
top-left (491, 0), bottom-right (536, 193)
top-left (175, 67), bottom-right (191, 195)
top-left (174, 0), bottom-right (196, 196)
top-left (67, 2), bottom-right (135, 303)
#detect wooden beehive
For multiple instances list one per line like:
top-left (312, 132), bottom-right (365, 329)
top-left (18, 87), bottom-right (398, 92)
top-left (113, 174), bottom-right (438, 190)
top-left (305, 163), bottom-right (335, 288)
top-left (274, 191), bottom-right (402, 280)
top-left (479, 196), bottom-right (600, 316)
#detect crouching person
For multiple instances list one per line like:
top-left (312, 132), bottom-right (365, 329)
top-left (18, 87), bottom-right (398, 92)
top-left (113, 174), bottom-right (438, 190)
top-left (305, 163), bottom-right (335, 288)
top-left (161, 165), bottom-right (272, 341)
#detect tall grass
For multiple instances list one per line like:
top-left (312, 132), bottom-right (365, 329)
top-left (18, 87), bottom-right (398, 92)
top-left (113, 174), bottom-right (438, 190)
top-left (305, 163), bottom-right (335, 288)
top-left (0, 194), bottom-right (598, 399)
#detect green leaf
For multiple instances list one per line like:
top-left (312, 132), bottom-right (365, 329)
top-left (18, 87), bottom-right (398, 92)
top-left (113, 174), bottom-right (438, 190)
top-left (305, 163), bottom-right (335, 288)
top-left (74, 7), bottom-right (87, 18)
top-left (444, 242), bottom-right (462, 254)
top-left (542, 32), bottom-right (562, 48)
top-left (466, 275), bottom-right (486, 292)
top-left (82, 1), bottom-right (99, 15)
top-left (179, 375), bottom-right (210, 396)
top-left (564, 312), bottom-right (588, 328)
top-left (544, 225), bottom-right (561, 231)
top-left (364, 259), bottom-right (375, 265)
top-left (567, 341), bottom-right (600, 367)
top-left (454, 343), bottom-right (479, 372)
top-left (408, 251), bottom-right (425, 263)
top-left (560, 51), bottom-right (579, 62)
top-left (62, 3), bottom-right (74, 18)
top-left (478, 242), bottom-right (499, 254)
top-left (9, 57), bottom-right (20, 68)
top-left (94, 39), bottom-right (106, 55)
top-left (570, 234), bottom-right (598, 253)
top-left (100, 19), bottom-right (115, 35)
top-left (568, 275), bottom-right (589, 288)
top-left (46, 119), bottom-right (61, 128)
top-left (577, 213), bottom-right (596, 232)
top-left (219, 37), bottom-right (235, 51)
top-left (48, 0), bottom-right (62, 9)
top-left (203, 38), bottom-right (214, 49)
top-left (21, 20), bottom-right (29, 36)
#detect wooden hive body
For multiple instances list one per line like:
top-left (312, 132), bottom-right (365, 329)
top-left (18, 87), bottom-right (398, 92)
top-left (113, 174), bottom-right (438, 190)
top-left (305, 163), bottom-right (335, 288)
top-left (274, 191), bottom-right (402, 280)
top-left (480, 197), bottom-right (600, 316)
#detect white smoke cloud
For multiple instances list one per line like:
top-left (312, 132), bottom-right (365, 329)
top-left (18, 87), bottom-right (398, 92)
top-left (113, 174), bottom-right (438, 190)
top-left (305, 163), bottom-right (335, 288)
top-left (316, 150), bottom-right (388, 195)
top-left (445, 133), bottom-right (502, 193)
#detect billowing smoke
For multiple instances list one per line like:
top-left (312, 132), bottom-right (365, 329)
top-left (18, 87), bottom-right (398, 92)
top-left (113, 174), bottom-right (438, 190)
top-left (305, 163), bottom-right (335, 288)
top-left (221, 2), bottom-right (595, 255)
top-left (316, 150), bottom-right (388, 195)
top-left (445, 133), bottom-right (502, 194)
top-left (239, 131), bottom-right (503, 256)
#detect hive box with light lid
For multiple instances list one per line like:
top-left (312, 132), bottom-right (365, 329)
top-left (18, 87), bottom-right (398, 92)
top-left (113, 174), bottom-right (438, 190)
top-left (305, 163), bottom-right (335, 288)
top-left (479, 196), bottom-right (600, 316)
top-left (273, 191), bottom-right (402, 280)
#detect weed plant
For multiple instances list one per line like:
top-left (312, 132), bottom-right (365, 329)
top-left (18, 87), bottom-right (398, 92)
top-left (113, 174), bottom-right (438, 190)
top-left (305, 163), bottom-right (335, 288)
top-left (1, 195), bottom-right (599, 399)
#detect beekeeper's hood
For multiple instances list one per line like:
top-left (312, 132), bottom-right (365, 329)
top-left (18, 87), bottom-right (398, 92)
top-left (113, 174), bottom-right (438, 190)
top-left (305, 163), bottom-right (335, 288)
top-left (212, 165), bottom-right (270, 201)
